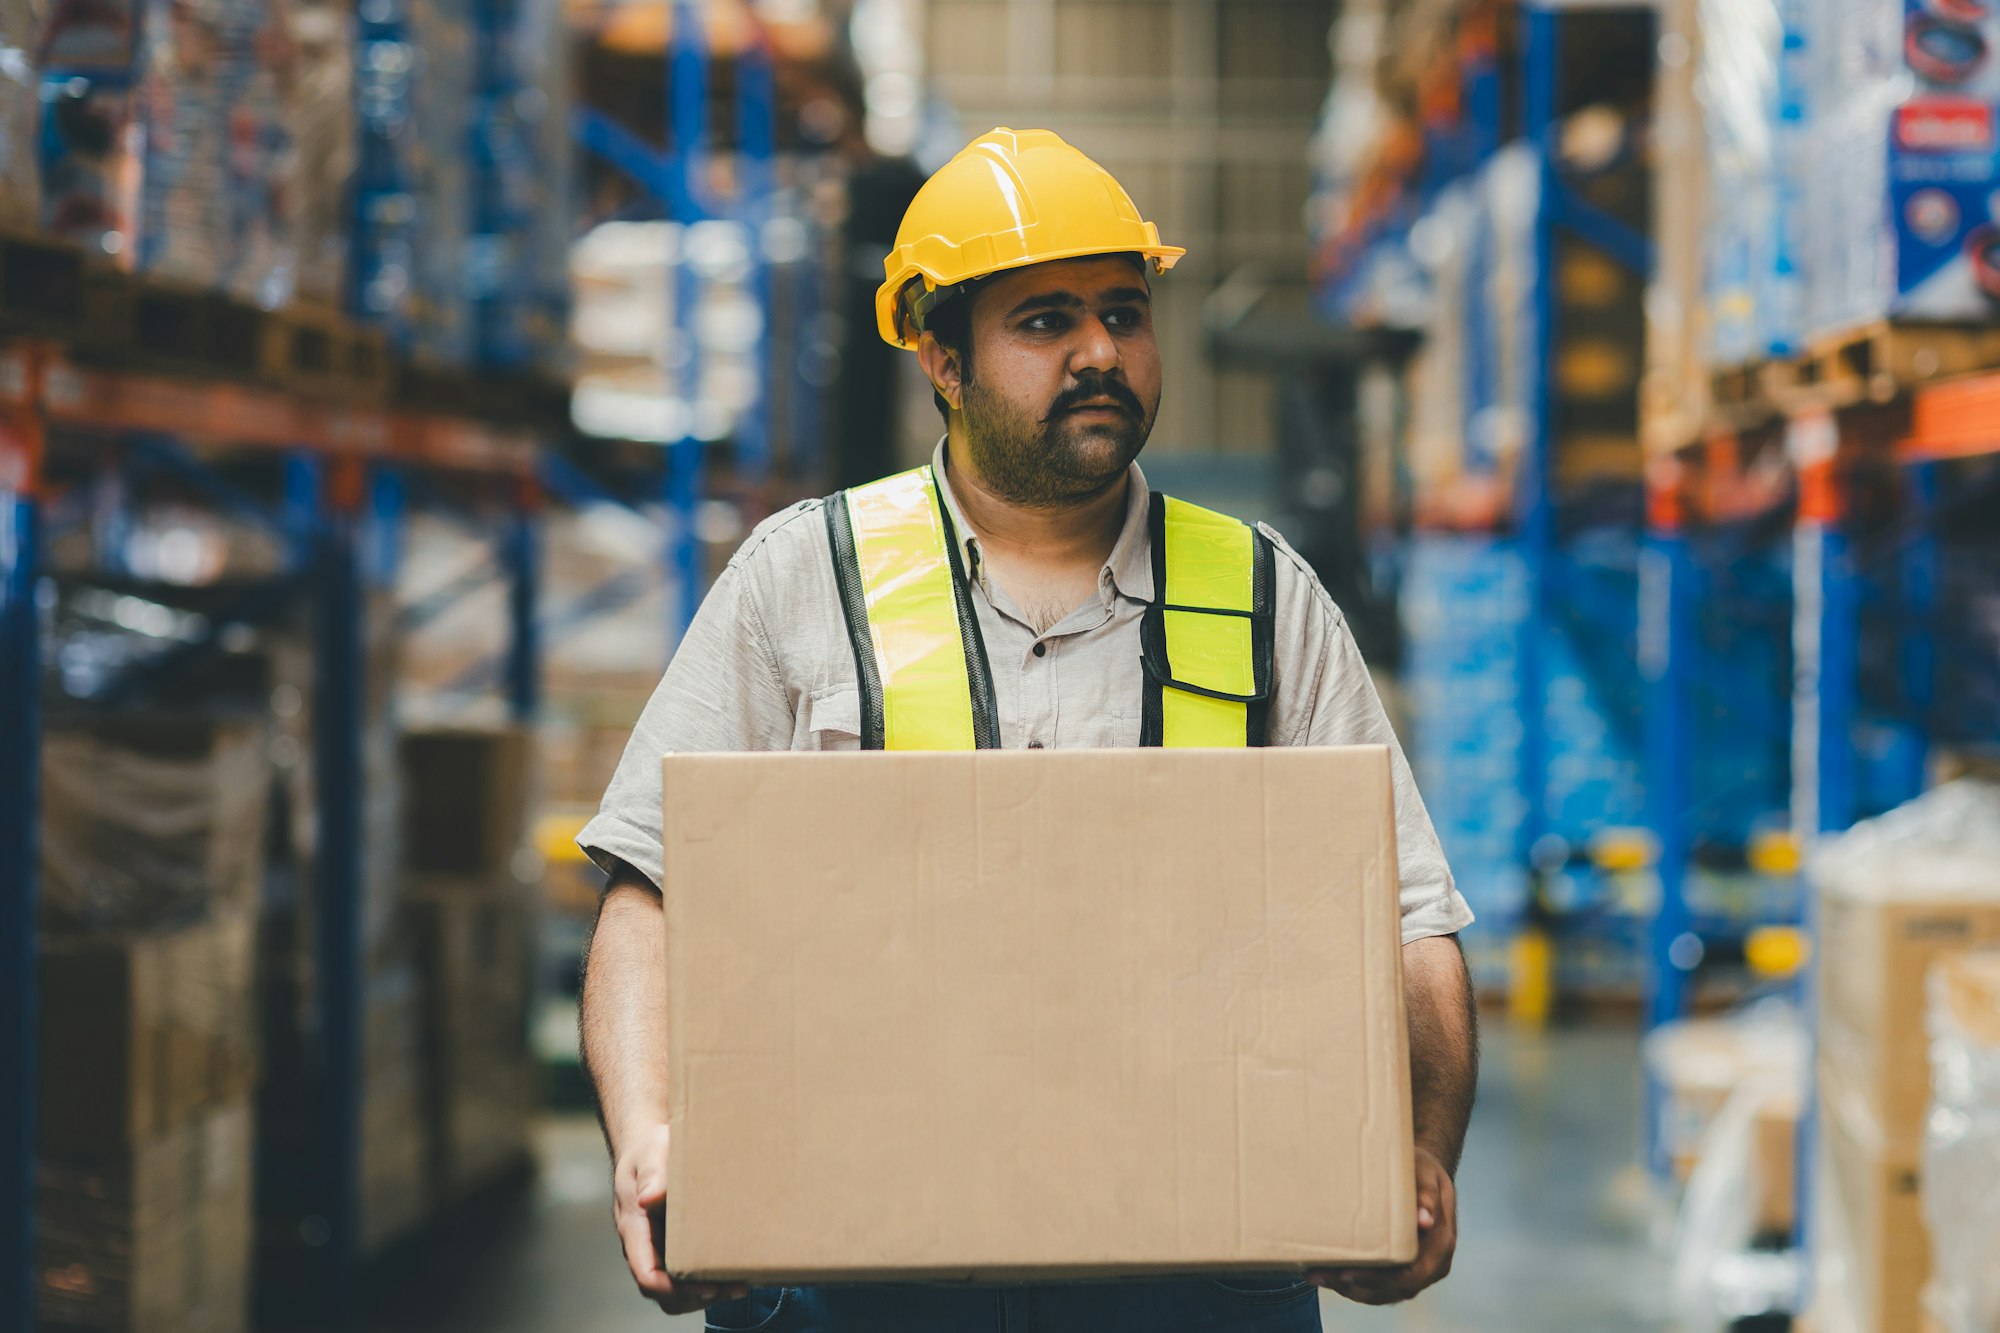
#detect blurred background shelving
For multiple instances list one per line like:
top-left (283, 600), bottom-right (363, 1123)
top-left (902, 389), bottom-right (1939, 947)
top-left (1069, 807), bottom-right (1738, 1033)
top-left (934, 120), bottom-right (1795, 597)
top-left (7, 0), bottom-right (2000, 1330)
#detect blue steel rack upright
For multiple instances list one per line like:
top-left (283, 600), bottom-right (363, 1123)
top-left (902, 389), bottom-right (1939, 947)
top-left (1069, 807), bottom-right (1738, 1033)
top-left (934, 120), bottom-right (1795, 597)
top-left (1, 346), bottom-right (46, 1333)
top-left (1516, 0), bottom-right (1656, 980)
top-left (570, 0), bottom-right (783, 642)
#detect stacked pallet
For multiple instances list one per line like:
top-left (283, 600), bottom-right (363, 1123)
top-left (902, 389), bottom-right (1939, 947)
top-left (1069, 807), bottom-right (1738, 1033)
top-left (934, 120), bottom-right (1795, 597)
top-left (36, 714), bottom-right (271, 1333)
top-left (1808, 780), bottom-right (2000, 1333)
top-left (400, 727), bottom-right (540, 1202)
top-left (1650, 0), bottom-right (2000, 446)
top-left (5, 0), bottom-right (571, 377)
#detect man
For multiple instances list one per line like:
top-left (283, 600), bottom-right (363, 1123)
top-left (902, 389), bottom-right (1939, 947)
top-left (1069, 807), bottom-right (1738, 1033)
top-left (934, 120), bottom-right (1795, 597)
top-left (578, 127), bottom-right (1477, 1330)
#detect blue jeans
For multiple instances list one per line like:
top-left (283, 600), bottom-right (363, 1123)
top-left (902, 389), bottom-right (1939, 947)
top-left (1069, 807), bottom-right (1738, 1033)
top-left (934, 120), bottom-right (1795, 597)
top-left (703, 1277), bottom-right (1322, 1332)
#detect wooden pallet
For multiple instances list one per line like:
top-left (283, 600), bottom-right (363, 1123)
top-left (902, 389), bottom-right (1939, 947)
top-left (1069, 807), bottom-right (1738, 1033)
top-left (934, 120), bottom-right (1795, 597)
top-left (1787, 320), bottom-right (2000, 407)
top-left (3, 228), bottom-right (396, 401)
top-left (0, 229), bottom-right (130, 342)
top-left (262, 302), bottom-right (392, 402)
top-left (396, 358), bottom-right (571, 435)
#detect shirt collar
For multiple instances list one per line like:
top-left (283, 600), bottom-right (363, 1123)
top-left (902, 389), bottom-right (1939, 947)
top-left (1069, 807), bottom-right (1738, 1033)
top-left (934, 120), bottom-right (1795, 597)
top-left (929, 438), bottom-right (1156, 604)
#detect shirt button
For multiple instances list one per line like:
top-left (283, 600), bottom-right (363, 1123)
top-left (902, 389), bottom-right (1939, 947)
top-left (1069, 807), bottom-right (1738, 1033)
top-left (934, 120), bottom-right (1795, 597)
top-left (1033, 642), bottom-right (1047, 658)
top-left (1027, 740), bottom-right (1044, 749)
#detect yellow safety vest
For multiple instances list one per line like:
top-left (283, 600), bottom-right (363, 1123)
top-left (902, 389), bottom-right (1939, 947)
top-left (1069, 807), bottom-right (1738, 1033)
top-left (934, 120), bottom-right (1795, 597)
top-left (823, 466), bottom-right (1274, 749)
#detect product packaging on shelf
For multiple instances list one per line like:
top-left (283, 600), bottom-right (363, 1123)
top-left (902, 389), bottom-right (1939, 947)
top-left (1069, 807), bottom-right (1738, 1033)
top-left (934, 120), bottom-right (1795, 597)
top-left (1808, 777), bottom-right (2000, 1333)
top-left (0, 0), bottom-right (41, 228)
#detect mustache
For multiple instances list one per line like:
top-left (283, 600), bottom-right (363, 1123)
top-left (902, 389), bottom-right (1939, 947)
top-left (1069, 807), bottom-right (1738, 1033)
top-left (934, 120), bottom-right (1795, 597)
top-left (1045, 374), bottom-right (1143, 423)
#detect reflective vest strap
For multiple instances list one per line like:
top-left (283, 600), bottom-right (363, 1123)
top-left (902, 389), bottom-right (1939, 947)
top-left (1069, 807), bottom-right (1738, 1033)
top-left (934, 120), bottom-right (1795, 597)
top-left (1143, 493), bottom-right (1274, 748)
top-left (825, 466), bottom-right (996, 751)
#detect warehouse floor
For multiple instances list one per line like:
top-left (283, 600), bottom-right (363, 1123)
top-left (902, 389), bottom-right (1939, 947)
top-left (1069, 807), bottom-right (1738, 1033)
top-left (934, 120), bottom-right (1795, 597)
top-left (369, 1023), bottom-right (1668, 1333)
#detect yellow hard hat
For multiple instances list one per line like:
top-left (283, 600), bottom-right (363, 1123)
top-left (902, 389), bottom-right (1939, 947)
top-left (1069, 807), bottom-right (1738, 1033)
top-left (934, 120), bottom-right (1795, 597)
top-left (875, 127), bottom-right (1186, 350)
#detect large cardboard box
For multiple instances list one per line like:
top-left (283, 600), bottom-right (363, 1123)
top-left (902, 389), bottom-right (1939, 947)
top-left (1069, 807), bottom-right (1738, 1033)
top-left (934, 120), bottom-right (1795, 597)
top-left (1817, 891), bottom-right (2000, 1156)
top-left (660, 747), bottom-right (1417, 1283)
top-left (1814, 1058), bottom-right (1930, 1333)
top-left (400, 726), bottom-right (534, 880)
top-left (38, 1098), bottom-right (254, 1333)
top-left (411, 890), bottom-right (537, 1199)
top-left (40, 913), bottom-right (259, 1156)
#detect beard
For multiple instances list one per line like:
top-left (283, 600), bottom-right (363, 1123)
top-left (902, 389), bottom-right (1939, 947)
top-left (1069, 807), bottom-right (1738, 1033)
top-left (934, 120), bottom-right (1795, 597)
top-left (959, 371), bottom-right (1157, 508)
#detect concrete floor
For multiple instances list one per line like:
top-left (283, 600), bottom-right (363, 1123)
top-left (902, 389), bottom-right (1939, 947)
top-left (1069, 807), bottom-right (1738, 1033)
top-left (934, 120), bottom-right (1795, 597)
top-left (370, 1023), bottom-right (1670, 1333)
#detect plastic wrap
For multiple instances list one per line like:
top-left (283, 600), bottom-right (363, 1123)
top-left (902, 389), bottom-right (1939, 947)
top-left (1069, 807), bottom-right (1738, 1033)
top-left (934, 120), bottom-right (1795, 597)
top-left (37, 0), bottom-right (299, 293)
top-left (1696, 0), bottom-right (1804, 362)
top-left (407, 0), bottom-right (474, 363)
top-left (1809, 776), bottom-right (2000, 902)
top-left (217, 0), bottom-right (302, 308)
top-left (1644, 1000), bottom-right (1808, 1183)
top-left (516, 0), bottom-right (574, 371)
top-left (285, 0), bottom-right (351, 305)
top-left (40, 714), bottom-right (271, 933)
top-left (1922, 952), bottom-right (2000, 1333)
top-left (0, 0), bottom-right (39, 227)
top-left (1671, 1077), bottom-right (1805, 1330)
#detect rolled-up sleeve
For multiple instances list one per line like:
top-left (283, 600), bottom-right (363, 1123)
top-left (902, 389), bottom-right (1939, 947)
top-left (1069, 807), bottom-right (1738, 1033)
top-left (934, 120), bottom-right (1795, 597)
top-left (576, 536), bottom-right (794, 890)
top-left (1263, 528), bottom-right (1475, 944)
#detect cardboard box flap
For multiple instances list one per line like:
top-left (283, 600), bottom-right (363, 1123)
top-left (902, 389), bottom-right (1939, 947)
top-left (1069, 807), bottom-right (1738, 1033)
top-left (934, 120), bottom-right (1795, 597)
top-left (661, 747), bottom-right (1416, 1283)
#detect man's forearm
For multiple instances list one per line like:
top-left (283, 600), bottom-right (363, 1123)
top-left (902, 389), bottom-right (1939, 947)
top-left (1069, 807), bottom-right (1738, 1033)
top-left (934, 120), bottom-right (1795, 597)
top-left (580, 872), bottom-right (673, 1157)
top-left (1403, 934), bottom-right (1478, 1173)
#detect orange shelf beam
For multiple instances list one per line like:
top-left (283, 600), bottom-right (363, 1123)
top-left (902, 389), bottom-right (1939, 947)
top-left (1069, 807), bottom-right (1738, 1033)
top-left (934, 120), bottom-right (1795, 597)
top-left (0, 344), bottom-right (536, 473)
top-left (1899, 372), bottom-right (2000, 463)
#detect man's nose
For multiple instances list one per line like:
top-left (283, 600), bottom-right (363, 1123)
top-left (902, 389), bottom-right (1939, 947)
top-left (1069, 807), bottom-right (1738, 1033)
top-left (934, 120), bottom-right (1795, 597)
top-left (1068, 315), bottom-right (1120, 377)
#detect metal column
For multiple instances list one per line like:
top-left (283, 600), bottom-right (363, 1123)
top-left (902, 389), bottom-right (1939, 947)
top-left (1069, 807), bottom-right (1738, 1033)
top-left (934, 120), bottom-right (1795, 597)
top-left (1, 354), bottom-right (46, 1333)
top-left (1641, 507), bottom-right (1696, 1030)
top-left (505, 472), bottom-right (542, 720)
top-left (1890, 461), bottom-right (1938, 806)
top-left (736, 32), bottom-right (777, 484)
top-left (1517, 4), bottom-right (1561, 884)
top-left (1789, 408), bottom-right (1853, 1272)
top-left (301, 453), bottom-right (369, 1316)
top-left (666, 0), bottom-right (710, 643)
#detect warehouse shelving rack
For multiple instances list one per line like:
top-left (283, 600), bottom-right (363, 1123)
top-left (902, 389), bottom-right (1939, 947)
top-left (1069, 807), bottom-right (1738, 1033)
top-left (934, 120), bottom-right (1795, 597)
top-left (1516, 0), bottom-right (1657, 1003)
top-left (1314, 1), bottom-right (1661, 1007)
top-left (4, 1), bottom-right (806, 1324)
top-left (1648, 333), bottom-right (2000, 1277)
top-left (0, 327), bottom-right (547, 1328)
top-left (570, 0), bottom-right (783, 635)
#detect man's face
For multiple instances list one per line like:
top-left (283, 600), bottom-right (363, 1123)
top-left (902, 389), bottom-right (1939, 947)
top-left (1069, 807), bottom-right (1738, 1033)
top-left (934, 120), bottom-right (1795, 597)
top-left (928, 255), bottom-right (1163, 508)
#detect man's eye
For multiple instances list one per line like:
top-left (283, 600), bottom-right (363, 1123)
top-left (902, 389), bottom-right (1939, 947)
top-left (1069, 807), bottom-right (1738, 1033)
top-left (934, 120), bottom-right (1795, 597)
top-left (1025, 313), bottom-right (1068, 332)
top-left (1104, 307), bottom-right (1143, 329)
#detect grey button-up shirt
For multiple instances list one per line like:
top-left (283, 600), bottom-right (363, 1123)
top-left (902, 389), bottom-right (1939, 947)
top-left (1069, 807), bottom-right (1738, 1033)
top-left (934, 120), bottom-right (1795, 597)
top-left (580, 442), bottom-right (1474, 944)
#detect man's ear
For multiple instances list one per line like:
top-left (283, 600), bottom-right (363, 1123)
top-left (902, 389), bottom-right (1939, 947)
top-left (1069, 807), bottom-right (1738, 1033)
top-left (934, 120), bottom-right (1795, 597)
top-left (916, 332), bottom-right (964, 412)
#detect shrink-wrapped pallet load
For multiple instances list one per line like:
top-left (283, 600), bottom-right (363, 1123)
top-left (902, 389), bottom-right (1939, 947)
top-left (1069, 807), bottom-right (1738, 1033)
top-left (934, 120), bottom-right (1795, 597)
top-left (1921, 951), bottom-right (2000, 1333)
top-left (1809, 779), bottom-right (2000, 1333)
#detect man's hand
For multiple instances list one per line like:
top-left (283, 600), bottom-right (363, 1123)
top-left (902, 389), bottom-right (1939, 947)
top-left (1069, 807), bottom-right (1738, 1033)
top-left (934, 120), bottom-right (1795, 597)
top-left (1305, 1145), bottom-right (1458, 1306)
top-left (612, 1122), bottom-right (749, 1315)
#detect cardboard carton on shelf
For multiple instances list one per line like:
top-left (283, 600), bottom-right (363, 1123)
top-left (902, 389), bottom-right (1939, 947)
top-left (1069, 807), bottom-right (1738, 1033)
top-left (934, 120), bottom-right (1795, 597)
top-left (400, 725), bottom-right (536, 882)
top-left (660, 747), bottom-right (1416, 1284)
top-left (40, 911), bottom-right (259, 1157)
top-left (38, 1098), bottom-right (254, 1333)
